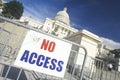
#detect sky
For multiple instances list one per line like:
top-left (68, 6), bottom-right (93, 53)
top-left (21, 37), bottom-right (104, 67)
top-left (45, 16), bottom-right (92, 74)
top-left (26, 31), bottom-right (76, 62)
top-left (6, 0), bottom-right (120, 49)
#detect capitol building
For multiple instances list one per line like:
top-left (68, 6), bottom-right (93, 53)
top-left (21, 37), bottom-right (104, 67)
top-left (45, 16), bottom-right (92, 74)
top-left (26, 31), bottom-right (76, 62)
top-left (19, 7), bottom-right (105, 69)
top-left (20, 7), bottom-right (78, 38)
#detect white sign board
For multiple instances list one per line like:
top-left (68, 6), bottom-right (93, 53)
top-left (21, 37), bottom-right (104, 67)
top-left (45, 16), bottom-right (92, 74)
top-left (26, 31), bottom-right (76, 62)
top-left (14, 30), bottom-right (72, 78)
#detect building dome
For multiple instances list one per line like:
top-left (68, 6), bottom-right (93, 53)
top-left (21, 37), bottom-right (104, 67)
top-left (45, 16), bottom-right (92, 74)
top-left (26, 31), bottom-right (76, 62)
top-left (53, 7), bottom-right (70, 26)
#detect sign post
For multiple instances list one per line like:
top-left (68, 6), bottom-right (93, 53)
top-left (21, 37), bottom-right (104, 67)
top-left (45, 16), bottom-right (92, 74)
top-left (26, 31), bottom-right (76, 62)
top-left (14, 30), bottom-right (72, 78)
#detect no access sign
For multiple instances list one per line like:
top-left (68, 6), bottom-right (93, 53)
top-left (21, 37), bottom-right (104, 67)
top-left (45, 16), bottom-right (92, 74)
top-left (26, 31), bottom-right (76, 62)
top-left (14, 30), bottom-right (72, 78)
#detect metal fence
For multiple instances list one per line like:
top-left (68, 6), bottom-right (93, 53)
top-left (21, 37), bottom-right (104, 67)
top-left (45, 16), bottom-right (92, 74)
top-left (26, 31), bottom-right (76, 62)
top-left (0, 16), bottom-right (88, 80)
top-left (0, 16), bottom-right (120, 80)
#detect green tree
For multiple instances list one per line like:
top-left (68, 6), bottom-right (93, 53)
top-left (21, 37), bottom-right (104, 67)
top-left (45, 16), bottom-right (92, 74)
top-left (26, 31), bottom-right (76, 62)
top-left (110, 49), bottom-right (120, 70)
top-left (2, 0), bottom-right (24, 19)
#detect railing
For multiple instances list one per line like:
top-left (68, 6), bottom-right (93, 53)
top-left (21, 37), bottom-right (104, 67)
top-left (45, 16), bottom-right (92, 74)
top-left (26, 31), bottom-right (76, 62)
top-left (0, 16), bottom-right (88, 80)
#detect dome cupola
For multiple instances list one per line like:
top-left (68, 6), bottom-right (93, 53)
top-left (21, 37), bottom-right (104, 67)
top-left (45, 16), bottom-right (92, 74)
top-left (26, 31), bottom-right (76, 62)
top-left (53, 7), bottom-right (70, 26)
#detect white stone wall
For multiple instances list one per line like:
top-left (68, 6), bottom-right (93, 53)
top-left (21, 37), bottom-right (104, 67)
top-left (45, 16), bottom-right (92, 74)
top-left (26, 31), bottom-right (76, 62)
top-left (65, 30), bottom-right (101, 68)
top-left (42, 18), bottom-right (53, 32)
top-left (20, 16), bottom-right (43, 29)
top-left (76, 36), bottom-right (99, 67)
top-left (20, 16), bottom-right (78, 38)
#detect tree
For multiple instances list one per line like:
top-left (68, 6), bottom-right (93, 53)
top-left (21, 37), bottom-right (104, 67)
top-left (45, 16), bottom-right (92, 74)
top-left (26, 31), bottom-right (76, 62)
top-left (110, 49), bottom-right (120, 70)
top-left (110, 49), bottom-right (120, 58)
top-left (2, 0), bottom-right (24, 19)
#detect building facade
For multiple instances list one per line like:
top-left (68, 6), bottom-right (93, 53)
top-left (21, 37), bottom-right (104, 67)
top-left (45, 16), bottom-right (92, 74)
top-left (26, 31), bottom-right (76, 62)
top-left (20, 7), bottom-right (78, 38)
top-left (20, 8), bottom-right (104, 68)
top-left (65, 29), bottom-right (101, 69)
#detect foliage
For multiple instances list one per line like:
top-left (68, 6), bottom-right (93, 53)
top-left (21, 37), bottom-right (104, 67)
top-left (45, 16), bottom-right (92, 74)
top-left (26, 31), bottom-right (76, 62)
top-left (96, 49), bottom-right (120, 70)
top-left (2, 0), bottom-right (24, 19)
top-left (110, 49), bottom-right (120, 58)
top-left (110, 49), bottom-right (120, 70)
